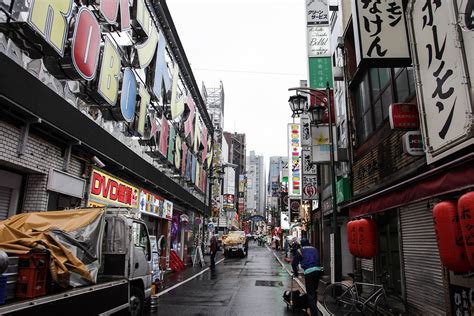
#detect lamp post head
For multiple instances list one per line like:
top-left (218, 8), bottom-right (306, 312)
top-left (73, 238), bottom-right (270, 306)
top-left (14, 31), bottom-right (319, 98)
top-left (308, 104), bottom-right (326, 125)
top-left (288, 94), bottom-right (307, 117)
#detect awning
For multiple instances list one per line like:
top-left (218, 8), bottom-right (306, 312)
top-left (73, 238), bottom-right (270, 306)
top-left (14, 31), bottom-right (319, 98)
top-left (348, 153), bottom-right (474, 218)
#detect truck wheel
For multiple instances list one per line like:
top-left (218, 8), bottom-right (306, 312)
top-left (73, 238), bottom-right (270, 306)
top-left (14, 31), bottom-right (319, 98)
top-left (129, 286), bottom-right (144, 316)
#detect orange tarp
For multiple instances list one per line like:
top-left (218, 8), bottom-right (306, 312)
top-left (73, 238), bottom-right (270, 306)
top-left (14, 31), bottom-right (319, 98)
top-left (0, 208), bottom-right (105, 287)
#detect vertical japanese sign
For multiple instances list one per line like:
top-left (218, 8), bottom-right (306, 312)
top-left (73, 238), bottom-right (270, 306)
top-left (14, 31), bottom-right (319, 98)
top-left (302, 147), bottom-right (318, 200)
top-left (352, 0), bottom-right (411, 67)
top-left (288, 123), bottom-right (302, 197)
top-left (306, 0), bottom-right (332, 89)
top-left (306, 0), bottom-right (329, 25)
top-left (409, 0), bottom-right (473, 164)
top-left (309, 57), bottom-right (333, 89)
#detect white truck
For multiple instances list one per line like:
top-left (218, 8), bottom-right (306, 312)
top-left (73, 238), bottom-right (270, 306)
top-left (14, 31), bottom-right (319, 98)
top-left (222, 231), bottom-right (247, 258)
top-left (0, 208), bottom-right (152, 315)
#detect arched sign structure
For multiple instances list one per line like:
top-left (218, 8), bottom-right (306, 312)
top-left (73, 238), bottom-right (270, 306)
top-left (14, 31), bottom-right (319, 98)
top-left (243, 215), bottom-right (266, 222)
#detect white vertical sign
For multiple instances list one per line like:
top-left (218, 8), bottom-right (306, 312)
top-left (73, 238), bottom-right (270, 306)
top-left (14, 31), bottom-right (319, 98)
top-left (409, 0), bottom-right (473, 163)
top-left (288, 123), bottom-right (302, 197)
top-left (306, 0), bottom-right (329, 25)
top-left (308, 26), bottom-right (331, 57)
top-left (352, 0), bottom-right (411, 66)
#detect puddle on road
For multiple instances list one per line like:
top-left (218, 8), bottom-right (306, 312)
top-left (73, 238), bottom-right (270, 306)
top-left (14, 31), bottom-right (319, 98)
top-left (255, 280), bottom-right (284, 287)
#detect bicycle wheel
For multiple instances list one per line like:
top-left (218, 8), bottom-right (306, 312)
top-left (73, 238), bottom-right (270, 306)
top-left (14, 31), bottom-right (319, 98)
top-left (375, 293), bottom-right (406, 315)
top-left (323, 283), bottom-right (355, 315)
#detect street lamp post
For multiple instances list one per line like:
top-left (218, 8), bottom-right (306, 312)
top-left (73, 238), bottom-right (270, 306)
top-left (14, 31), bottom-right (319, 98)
top-left (288, 82), bottom-right (341, 283)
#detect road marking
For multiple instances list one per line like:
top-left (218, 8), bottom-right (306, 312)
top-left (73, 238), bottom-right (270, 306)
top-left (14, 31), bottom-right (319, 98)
top-left (156, 258), bottom-right (225, 298)
top-left (267, 246), bottom-right (331, 316)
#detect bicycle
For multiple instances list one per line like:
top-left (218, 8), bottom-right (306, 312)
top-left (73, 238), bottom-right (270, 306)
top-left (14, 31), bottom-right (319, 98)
top-left (322, 271), bottom-right (405, 315)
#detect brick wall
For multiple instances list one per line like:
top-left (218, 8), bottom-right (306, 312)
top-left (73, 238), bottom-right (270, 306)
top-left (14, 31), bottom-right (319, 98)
top-left (352, 130), bottom-right (421, 196)
top-left (0, 120), bottom-right (85, 212)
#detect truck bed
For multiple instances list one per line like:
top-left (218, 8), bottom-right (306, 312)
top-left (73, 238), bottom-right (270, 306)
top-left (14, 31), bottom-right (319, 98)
top-left (0, 279), bottom-right (129, 315)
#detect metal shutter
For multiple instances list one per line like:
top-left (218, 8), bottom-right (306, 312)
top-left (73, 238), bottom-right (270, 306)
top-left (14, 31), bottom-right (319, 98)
top-left (400, 201), bottom-right (446, 315)
top-left (0, 186), bottom-right (12, 220)
top-left (361, 258), bottom-right (374, 271)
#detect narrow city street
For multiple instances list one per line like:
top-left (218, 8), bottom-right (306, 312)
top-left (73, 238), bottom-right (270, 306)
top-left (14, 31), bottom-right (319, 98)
top-left (152, 242), bottom-right (307, 316)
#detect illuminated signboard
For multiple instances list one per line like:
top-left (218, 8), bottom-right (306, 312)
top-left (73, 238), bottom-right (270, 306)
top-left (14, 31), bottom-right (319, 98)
top-left (139, 189), bottom-right (166, 219)
top-left (89, 168), bottom-right (138, 208)
top-left (7, 0), bottom-right (209, 193)
top-left (288, 123), bottom-right (302, 197)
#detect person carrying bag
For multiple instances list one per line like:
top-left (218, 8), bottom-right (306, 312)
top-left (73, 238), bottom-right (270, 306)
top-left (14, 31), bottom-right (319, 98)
top-left (291, 238), bottom-right (321, 316)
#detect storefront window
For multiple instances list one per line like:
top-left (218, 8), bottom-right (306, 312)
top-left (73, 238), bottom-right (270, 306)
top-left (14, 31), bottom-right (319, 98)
top-left (353, 67), bottom-right (416, 145)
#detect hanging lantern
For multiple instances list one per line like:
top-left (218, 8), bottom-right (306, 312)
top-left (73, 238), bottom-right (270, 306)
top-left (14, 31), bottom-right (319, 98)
top-left (358, 218), bottom-right (377, 258)
top-left (458, 192), bottom-right (474, 269)
top-left (347, 220), bottom-right (360, 257)
top-left (433, 200), bottom-right (471, 273)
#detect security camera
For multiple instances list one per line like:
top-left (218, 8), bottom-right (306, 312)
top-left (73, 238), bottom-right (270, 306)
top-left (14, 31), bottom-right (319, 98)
top-left (92, 156), bottom-right (106, 168)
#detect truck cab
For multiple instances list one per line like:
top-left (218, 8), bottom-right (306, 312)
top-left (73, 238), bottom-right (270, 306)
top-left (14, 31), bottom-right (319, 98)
top-left (103, 209), bottom-right (153, 315)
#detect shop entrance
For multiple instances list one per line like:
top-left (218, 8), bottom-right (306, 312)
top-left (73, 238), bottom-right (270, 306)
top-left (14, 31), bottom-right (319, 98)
top-left (0, 169), bottom-right (22, 220)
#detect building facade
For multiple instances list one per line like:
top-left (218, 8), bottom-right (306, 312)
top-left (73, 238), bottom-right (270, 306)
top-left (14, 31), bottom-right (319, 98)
top-left (311, 1), bottom-right (474, 315)
top-left (246, 151), bottom-right (266, 216)
top-left (0, 0), bottom-right (214, 269)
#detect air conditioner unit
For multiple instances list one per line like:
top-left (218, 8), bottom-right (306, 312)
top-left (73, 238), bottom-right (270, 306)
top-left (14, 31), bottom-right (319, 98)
top-left (337, 36), bottom-right (344, 49)
top-left (333, 67), bottom-right (344, 81)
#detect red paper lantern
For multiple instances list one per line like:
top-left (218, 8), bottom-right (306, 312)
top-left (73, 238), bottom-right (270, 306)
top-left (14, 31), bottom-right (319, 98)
top-left (358, 218), bottom-right (377, 258)
top-left (458, 192), bottom-right (474, 269)
top-left (347, 220), bottom-right (360, 257)
top-left (433, 200), bottom-right (471, 273)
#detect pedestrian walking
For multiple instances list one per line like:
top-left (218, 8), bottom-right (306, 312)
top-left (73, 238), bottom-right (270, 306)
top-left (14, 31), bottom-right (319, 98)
top-left (284, 236), bottom-right (289, 258)
top-left (244, 236), bottom-right (249, 257)
top-left (275, 238), bottom-right (280, 251)
top-left (210, 235), bottom-right (218, 269)
top-left (291, 238), bottom-right (321, 316)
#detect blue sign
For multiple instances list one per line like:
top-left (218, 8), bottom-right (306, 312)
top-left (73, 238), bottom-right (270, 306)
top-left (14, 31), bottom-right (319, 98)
top-left (120, 67), bottom-right (137, 122)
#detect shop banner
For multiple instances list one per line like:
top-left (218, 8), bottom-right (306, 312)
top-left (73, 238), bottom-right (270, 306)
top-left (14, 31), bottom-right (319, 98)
top-left (288, 123), bottom-right (302, 197)
top-left (302, 148), bottom-right (317, 175)
top-left (311, 125), bottom-right (338, 163)
top-left (408, 0), bottom-right (473, 164)
top-left (289, 198), bottom-right (301, 223)
top-left (303, 175), bottom-right (318, 200)
top-left (301, 114), bottom-right (312, 146)
top-left (309, 57), bottom-right (333, 89)
top-left (223, 194), bottom-right (235, 209)
top-left (351, 0), bottom-right (411, 67)
top-left (307, 26), bottom-right (330, 57)
top-left (89, 168), bottom-right (138, 208)
top-left (280, 211), bottom-right (290, 230)
top-left (163, 200), bottom-right (173, 220)
top-left (306, 0), bottom-right (329, 25)
top-left (139, 189), bottom-right (167, 219)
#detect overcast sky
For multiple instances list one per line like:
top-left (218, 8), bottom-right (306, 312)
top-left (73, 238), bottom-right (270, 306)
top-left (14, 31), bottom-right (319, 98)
top-left (167, 0), bottom-right (308, 166)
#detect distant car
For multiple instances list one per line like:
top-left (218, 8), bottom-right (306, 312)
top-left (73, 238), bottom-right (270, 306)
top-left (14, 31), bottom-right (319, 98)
top-left (222, 231), bottom-right (247, 258)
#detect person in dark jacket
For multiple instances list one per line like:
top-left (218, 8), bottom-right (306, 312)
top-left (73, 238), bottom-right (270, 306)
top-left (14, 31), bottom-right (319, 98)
top-left (210, 235), bottom-right (218, 269)
top-left (291, 238), bottom-right (321, 316)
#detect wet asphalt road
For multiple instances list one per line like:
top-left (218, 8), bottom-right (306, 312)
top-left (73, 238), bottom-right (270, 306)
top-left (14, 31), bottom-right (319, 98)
top-left (151, 242), bottom-right (306, 316)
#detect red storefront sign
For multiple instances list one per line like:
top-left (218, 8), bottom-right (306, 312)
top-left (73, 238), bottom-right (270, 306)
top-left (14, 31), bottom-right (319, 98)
top-left (389, 103), bottom-right (420, 130)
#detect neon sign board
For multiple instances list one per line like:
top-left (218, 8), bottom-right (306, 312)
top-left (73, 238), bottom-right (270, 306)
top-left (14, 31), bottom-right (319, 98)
top-left (9, 0), bottom-right (210, 193)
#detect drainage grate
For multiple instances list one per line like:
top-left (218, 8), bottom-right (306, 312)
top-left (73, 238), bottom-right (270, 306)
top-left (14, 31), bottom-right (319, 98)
top-left (255, 280), bottom-right (283, 287)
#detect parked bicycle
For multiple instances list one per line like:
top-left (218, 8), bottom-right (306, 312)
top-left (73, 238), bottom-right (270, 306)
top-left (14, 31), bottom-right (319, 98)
top-left (323, 271), bottom-right (405, 315)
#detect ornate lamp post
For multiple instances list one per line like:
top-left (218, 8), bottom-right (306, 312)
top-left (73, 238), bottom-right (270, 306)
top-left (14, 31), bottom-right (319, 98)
top-left (287, 82), bottom-right (341, 283)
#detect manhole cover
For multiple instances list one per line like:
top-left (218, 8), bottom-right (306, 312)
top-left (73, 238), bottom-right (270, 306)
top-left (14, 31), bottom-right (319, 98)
top-left (255, 280), bottom-right (283, 287)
